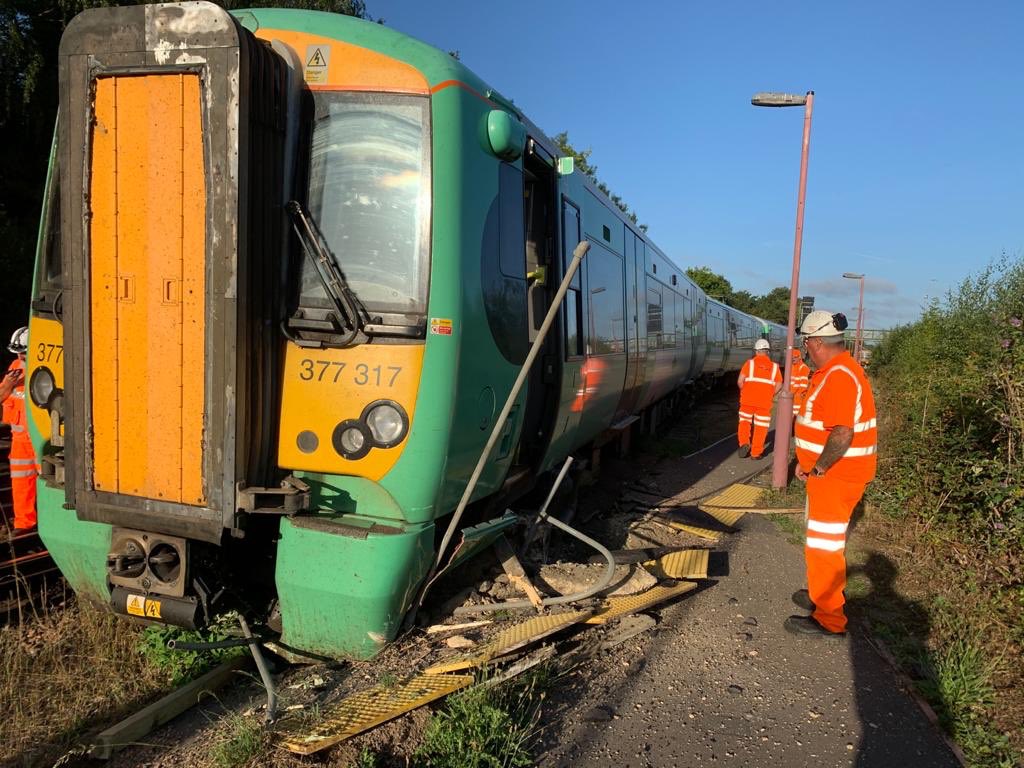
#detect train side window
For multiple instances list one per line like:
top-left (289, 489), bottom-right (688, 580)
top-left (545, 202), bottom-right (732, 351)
top-left (647, 286), bottom-right (662, 349)
top-left (587, 242), bottom-right (625, 355)
top-left (499, 163), bottom-right (525, 278)
top-left (562, 199), bottom-right (584, 357)
top-left (32, 146), bottom-right (62, 316)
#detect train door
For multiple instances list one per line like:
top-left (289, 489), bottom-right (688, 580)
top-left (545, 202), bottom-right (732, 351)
top-left (612, 230), bottom-right (644, 422)
top-left (517, 139), bottom-right (563, 467)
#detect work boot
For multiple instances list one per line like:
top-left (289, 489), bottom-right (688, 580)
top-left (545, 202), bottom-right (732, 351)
top-left (737, 445), bottom-right (751, 458)
top-left (791, 589), bottom-right (815, 611)
top-left (783, 615), bottom-right (845, 639)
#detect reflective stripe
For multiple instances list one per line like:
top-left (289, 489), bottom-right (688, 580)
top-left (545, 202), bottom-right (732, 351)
top-left (9, 458), bottom-right (36, 465)
top-left (807, 519), bottom-right (848, 534)
top-left (806, 537), bottom-right (845, 552)
top-left (10, 425), bottom-right (26, 433)
top-left (753, 417), bottom-right (771, 425)
top-left (844, 445), bottom-right (877, 457)
top-left (853, 418), bottom-right (876, 432)
top-left (10, 469), bottom-right (37, 478)
top-left (797, 415), bottom-right (825, 429)
top-left (745, 376), bottom-right (778, 385)
top-left (12, 391), bottom-right (24, 399)
top-left (794, 438), bottom-right (876, 458)
top-left (795, 437), bottom-right (824, 453)
top-left (805, 365), bottom-right (864, 424)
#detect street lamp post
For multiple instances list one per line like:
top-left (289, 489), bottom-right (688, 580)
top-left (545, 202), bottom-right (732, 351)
top-left (843, 272), bottom-right (865, 361)
top-left (751, 90), bottom-right (815, 489)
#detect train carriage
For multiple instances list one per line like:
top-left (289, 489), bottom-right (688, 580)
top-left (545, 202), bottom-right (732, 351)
top-left (26, 2), bottom-right (785, 659)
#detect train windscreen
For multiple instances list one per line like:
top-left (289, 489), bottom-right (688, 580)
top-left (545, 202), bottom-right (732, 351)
top-left (301, 92), bottom-right (430, 322)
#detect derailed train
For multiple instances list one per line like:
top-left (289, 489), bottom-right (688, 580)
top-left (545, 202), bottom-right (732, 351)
top-left (25, 2), bottom-right (786, 659)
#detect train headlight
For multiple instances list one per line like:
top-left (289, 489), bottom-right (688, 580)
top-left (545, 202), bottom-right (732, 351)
top-left (331, 420), bottom-right (372, 460)
top-left (363, 401), bottom-right (408, 448)
top-left (29, 367), bottom-right (56, 409)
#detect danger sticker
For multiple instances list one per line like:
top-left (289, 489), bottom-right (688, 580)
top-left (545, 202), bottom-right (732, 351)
top-left (304, 45), bottom-right (331, 84)
top-left (126, 594), bottom-right (162, 619)
top-left (430, 318), bottom-right (453, 336)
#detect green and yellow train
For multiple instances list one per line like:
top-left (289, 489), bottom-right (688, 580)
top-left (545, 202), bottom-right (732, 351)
top-left (25, 2), bottom-right (784, 659)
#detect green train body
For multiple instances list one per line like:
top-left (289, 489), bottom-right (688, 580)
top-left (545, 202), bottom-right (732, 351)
top-left (26, 2), bottom-right (784, 659)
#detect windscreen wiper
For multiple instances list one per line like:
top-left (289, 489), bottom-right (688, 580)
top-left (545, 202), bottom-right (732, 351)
top-left (286, 200), bottom-right (371, 335)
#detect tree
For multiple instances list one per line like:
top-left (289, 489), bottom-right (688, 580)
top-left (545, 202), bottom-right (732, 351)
top-left (0, 0), bottom-right (369, 334)
top-left (552, 130), bottom-right (646, 230)
top-left (685, 266), bottom-right (733, 301)
top-left (751, 286), bottom-right (791, 324)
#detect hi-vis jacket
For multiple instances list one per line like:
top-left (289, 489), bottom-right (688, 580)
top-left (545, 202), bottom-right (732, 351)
top-left (795, 350), bottom-right (877, 483)
top-left (1, 358), bottom-right (27, 438)
top-left (790, 355), bottom-right (810, 396)
top-left (739, 356), bottom-right (782, 407)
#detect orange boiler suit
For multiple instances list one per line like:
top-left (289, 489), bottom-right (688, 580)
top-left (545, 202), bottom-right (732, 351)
top-left (737, 355), bottom-right (782, 459)
top-left (2, 359), bottom-right (39, 530)
top-left (794, 351), bottom-right (877, 633)
top-left (790, 352), bottom-right (811, 415)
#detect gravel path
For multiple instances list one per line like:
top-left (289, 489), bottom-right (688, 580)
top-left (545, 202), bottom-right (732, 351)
top-left (538, 422), bottom-right (961, 768)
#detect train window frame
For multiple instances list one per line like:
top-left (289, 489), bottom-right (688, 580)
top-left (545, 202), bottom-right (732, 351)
top-left (290, 91), bottom-right (432, 337)
top-left (31, 129), bottom-right (62, 318)
top-left (561, 197), bottom-right (585, 359)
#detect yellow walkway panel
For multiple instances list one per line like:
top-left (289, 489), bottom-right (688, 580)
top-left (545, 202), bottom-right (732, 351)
top-left (645, 549), bottom-right (710, 580)
top-left (666, 520), bottom-right (722, 541)
top-left (699, 506), bottom-right (748, 527)
top-left (584, 581), bottom-right (697, 625)
top-left (276, 673), bottom-right (474, 755)
top-left (423, 609), bottom-right (591, 675)
top-left (700, 483), bottom-right (763, 510)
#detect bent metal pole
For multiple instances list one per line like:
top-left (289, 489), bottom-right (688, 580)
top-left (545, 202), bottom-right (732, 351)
top-left (408, 240), bottom-right (592, 619)
top-left (772, 91), bottom-right (815, 489)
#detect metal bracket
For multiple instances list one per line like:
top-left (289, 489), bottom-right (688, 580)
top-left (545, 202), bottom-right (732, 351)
top-left (236, 475), bottom-right (311, 515)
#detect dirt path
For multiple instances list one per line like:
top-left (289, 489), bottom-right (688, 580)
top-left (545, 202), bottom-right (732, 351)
top-left (537, 415), bottom-right (961, 768)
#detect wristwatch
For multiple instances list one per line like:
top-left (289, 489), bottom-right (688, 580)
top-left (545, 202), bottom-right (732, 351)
top-left (811, 465), bottom-right (827, 477)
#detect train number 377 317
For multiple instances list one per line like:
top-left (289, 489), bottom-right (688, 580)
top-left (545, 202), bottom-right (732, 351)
top-left (298, 359), bottom-right (402, 387)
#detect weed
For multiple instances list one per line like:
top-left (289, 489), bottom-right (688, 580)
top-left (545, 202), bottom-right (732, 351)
top-left (347, 746), bottom-right (377, 768)
top-left (415, 667), bottom-right (549, 768)
top-left (209, 712), bottom-right (265, 768)
top-left (768, 513), bottom-right (803, 546)
top-left (378, 671), bottom-right (398, 689)
top-left (138, 614), bottom-right (246, 686)
top-left (760, 481), bottom-right (806, 509)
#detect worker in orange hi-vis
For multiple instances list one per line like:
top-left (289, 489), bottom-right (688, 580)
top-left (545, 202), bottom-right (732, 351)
top-left (789, 347), bottom-right (811, 416)
top-left (786, 311), bottom-right (877, 638)
top-left (0, 327), bottom-right (38, 533)
top-left (736, 338), bottom-right (783, 460)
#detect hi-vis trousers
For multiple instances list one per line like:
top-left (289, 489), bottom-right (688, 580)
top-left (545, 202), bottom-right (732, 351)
top-left (737, 405), bottom-right (772, 458)
top-left (804, 475), bottom-right (868, 633)
top-left (8, 436), bottom-right (38, 530)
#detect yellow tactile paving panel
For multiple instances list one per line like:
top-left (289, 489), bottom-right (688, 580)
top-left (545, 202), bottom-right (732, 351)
top-left (700, 483), bottom-right (763, 509)
top-left (584, 581), bottom-right (697, 625)
top-left (277, 673), bottom-right (474, 755)
top-left (698, 506), bottom-right (747, 527)
top-left (645, 549), bottom-right (710, 580)
top-left (423, 610), bottom-right (591, 674)
top-left (667, 521), bottom-right (722, 541)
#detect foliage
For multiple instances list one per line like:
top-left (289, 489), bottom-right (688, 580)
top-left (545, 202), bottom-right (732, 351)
top-left (552, 131), bottom-right (647, 232)
top-left (137, 618), bottom-right (246, 687)
top-left (685, 265), bottom-right (791, 322)
top-left (414, 668), bottom-right (550, 768)
top-left (348, 746), bottom-right (378, 768)
top-left (210, 711), bottom-right (267, 768)
top-left (0, 0), bottom-right (370, 334)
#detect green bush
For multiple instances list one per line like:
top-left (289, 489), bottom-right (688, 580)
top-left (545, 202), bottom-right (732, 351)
top-left (868, 256), bottom-right (1024, 554)
top-left (138, 618), bottom-right (246, 686)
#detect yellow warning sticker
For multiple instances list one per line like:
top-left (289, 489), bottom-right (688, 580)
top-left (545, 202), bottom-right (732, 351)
top-left (430, 318), bottom-right (453, 336)
top-left (304, 45), bottom-right (331, 84)
top-left (125, 594), bottom-right (162, 619)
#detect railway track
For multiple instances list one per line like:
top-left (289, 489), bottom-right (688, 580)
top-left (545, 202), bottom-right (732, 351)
top-left (0, 432), bottom-right (60, 619)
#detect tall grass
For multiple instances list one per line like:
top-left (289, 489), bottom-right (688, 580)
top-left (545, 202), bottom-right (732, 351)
top-left (0, 599), bottom-right (165, 767)
top-left (867, 254), bottom-right (1023, 766)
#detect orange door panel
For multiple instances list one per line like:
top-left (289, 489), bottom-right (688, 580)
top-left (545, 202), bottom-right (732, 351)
top-left (89, 74), bottom-right (206, 505)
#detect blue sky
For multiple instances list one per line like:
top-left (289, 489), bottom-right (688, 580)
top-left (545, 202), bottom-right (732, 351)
top-left (371, 0), bottom-right (1023, 328)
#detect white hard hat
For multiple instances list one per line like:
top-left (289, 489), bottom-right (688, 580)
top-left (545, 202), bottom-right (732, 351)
top-left (800, 310), bottom-right (848, 338)
top-left (754, 339), bottom-right (770, 351)
top-left (7, 326), bottom-right (28, 354)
